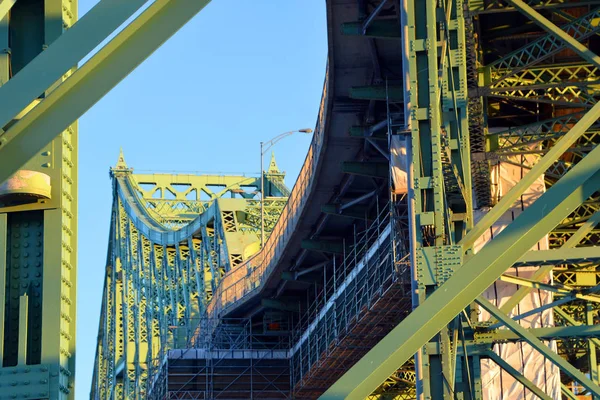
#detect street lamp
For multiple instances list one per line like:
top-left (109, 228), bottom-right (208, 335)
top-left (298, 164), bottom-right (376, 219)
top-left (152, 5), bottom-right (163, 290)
top-left (260, 128), bottom-right (313, 247)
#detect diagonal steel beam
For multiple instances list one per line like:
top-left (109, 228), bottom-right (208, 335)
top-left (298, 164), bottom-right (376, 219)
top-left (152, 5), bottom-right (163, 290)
top-left (489, 284), bottom-right (600, 329)
top-left (497, 208), bottom-right (600, 317)
top-left (506, 0), bottom-right (600, 69)
top-left (485, 351), bottom-right (553, 400)
top-left (0, 0), bottom-right (16, 22)
top-left (0, 0), bottom-right (212, 186)
top-left (0, 0), bottom-right (151, 130)
top-left (562, 384), bottom-right (580, 400)
top-left (320, 150), bottom-right (600, 399)
top-left (362, 0), bottom-right (390, 34)
top-left (477, 297), bottom-right (600, 397)
top-left (554, 305), bottom-right (600, 349)
top-left (459, 99), bottom-right (600, 250)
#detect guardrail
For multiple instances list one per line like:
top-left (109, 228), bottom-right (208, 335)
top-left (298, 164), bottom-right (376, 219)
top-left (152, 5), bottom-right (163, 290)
top-left (206, 66), bottom-right (330, 319)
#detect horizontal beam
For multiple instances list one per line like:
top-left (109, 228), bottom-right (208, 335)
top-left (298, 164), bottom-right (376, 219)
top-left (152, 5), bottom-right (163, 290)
top-left (261, 299), bottom-right (300, 312)
top-left (322, 204), bottom-right (371, 220)
top-left (321, 152), bottom-right (600, 398)
top-left (0, 0), bottom-right (212, 185)
top-left (301, 239), bottom-right (344, 254)
top-left (515, 246), bottom-right (600, 266)
top-left (342, 162), bottom-right (388, 178)
top-left (477, 297), bottom-right (600, 397)
top-left (498, 209), bottom-right (600, 317)
top-left (499, 274), bottom-right (600, 303)
top-left (349, 86), bottom-right (404, 101)
top-left (349, 126), bottom-right (387, 140)
top-left (460, 99), bottom-right (600, 250)
top-left (476, 324), bottom-right (600, 343)
top-left (554, 307), bottom-right (600, 348)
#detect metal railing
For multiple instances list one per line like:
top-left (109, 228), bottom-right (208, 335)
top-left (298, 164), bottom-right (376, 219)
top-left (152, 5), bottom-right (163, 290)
top-left (288, 206), bottom-right (410, 389)
top-left (206, 67), bottom-right (330, 319)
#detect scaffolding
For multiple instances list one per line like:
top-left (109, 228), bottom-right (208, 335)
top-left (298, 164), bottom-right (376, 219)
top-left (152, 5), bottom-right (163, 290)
top-left (290, 206), bottom-right (412, 398)
top-left (148, 319), bottom-right (291, 399)
top-left (147, 204), bottom-right (413, 399)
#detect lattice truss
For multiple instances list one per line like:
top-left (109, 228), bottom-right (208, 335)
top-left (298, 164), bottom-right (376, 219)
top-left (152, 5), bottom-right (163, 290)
top-left (91, 156), bottom-right (289, 400)
top-left (323, 0), bottom-right (600, 398)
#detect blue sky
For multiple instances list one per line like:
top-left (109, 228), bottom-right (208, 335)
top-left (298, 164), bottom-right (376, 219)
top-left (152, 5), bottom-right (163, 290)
top-left (76, 1), bottom-right (327, 397)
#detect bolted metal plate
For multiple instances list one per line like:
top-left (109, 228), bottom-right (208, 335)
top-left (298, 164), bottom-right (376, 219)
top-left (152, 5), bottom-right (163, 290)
top-left (0, 364), bottom-right (50, 399)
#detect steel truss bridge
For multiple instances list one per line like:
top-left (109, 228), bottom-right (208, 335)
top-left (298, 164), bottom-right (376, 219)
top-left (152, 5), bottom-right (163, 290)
top-left (2, 0), bottom-right (600, 399)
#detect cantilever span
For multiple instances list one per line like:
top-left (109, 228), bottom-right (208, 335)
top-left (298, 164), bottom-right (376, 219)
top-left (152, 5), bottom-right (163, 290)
top-left (3, 0), bottom-right (600, 399)
top-left (93, 152), bottom-right (292, 398)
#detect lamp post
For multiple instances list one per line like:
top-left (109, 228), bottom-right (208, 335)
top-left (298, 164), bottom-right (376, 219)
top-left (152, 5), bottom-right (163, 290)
top-left (260, 128), bottom-right (313, 247)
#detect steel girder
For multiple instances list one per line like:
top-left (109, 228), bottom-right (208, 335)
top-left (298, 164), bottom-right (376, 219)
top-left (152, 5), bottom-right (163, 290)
top-left (322, 0), bottom-right (600, 398)
top-left (322, 128), bottom-right (600, 399)
top-left (0, 2), bottom-right (80, 399)
top-left (0, 0), bottom-right (212, 186)
top-left (91, 163), bottom-right (290, 399)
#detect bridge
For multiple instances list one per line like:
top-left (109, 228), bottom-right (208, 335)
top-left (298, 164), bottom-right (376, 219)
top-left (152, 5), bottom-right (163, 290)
top-left (1, 0), bottom-right (600, 399)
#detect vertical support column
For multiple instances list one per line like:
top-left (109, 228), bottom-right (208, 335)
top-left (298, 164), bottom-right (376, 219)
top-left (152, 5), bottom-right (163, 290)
top-left (0, 0), bottom-right (77, 399)
top-left (0, 6), bottom-right (8, 86)
top-left (587, 302), bottom-right (599, 392)
top-left (0, 215), bottom-right (5, 363)
top-left (399, 0), bottom-right (474, 397)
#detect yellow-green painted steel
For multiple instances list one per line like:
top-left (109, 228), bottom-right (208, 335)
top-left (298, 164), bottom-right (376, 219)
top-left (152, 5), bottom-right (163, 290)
top-left (91, 156), bottom-right (290, 399)
top-left (0, 1), bottom-right (78, 399)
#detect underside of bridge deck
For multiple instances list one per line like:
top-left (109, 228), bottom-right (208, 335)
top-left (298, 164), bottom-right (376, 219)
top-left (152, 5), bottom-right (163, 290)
top-left (2, 0), bottom-right (600, 399)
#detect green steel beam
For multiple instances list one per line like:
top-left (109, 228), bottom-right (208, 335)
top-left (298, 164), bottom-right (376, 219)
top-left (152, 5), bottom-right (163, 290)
top-left (505, 0), bottom-right (600, 69)
top-left (0, 0), bottom-right (150, 132)
top-left (349, 86), bottom-right (405, 101)
top-left (498, 208), bottom-right (600, 317)
top-left (0, 0), bottom-right (212, 186)
top-left (349, 126), bottom-right (387, 140)
top-left (514, 247), bottom-right (600, 266)
top-left (477, 297), bottom-right (600, 397)
top-left (476, 323), bottom-right (600, 343)
top-left (0, 0), bottom-right (16, 21)
top-left (341, 21), bottom-right (401, 38)
top-left (499, 274), bottom-right (600, 302)
top-left (342, 162), bottom-right (388, 178)
top-left (261, 298), bottom-right (300, 312)
top-left (562, 384), bottom-right (580, 400)
top-left (301, 239), bottom-right (344, 254)
top-left (320, 150), bottom-right (600, 398)
top-left (321, 204), bottom-right (371, 220)
top-left (459, 99), bottom-right (600, 250)
top-left (485, 351), bottom-right (553, 400)
top-left (554, 307), bottom-right (600, 348)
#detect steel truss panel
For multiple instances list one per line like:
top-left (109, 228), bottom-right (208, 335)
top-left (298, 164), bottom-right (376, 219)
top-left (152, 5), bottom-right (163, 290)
top-left (92, 163), bottom-right (290, 399)
top-left (324, 0), bottom-right (600, 398)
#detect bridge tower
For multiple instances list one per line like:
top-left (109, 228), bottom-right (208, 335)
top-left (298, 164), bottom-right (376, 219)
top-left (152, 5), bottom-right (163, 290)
top-left (0, 0), bottom-right (78, 399)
